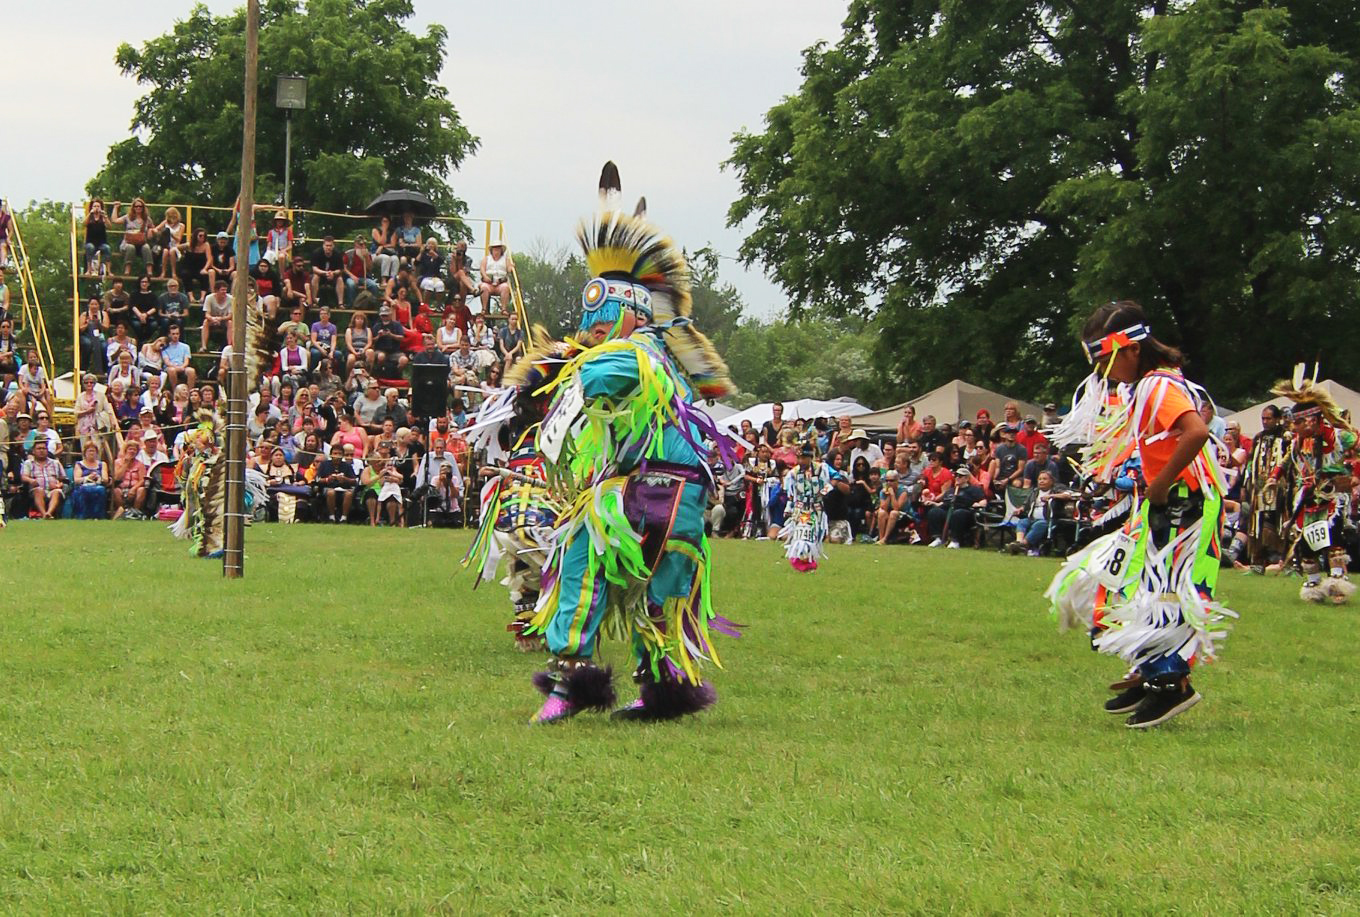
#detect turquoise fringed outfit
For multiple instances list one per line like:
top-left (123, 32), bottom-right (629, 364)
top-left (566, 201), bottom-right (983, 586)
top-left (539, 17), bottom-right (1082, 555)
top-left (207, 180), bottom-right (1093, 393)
top-left (526, 162), bottom-right (739, 724)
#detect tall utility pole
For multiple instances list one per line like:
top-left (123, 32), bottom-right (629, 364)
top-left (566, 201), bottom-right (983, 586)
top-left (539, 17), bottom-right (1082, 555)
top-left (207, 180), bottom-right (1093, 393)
top-left (224, 0), bottom-right (259, 578)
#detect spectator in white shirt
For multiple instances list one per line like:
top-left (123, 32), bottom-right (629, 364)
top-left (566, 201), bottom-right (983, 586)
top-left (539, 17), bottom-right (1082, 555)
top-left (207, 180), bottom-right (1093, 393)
top-left (846, 429), bottom-right (885, 467)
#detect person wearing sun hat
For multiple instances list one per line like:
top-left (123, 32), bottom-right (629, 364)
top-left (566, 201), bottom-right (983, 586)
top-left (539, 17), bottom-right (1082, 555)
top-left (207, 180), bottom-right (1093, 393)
top-left (522, 162), bottom-right (740, 726)
top-left (262, 209), bottom-right (293, 266)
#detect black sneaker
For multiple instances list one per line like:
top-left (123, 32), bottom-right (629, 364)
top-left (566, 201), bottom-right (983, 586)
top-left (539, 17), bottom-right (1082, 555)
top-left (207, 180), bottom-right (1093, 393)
top-left (1126, 682), bottom-right (1201, 728)
top-left (1104, 684), bottom-right (1146, 714)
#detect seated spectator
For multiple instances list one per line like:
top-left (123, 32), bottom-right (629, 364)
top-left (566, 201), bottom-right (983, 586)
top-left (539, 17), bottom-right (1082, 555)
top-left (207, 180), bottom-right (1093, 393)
top-left (448, 339), bottom-right (479, 390)
top-left (103, 278), bottom-right (133, 333)
top-left (71, 441), bottom-right (110, 520)
top-left (479, 241), bottom-right (513, 313)
top-left (897, 405), bottom-right (922, 444)
top-left (159, 277), bottom-right (190, 330)
top-left (277, 330), bottom-right (310, 388)
top-left (465, 313), bottom-right (497, 370)
top-left (914, 414), bottom-right (947, 455)
top-left (1001, 400), bottom-right (1023, 429)
top-left (139, 373), bottom-right (167, 414)
top-left (876, 468), bottom-right (914, 544)
top-left (161, 323), bottom-right (196, 389)
top-left (1016, 414), bottom-right (1048, 458)
top-left (282, 253), bottom-right (312, 313)
top-left (313, 358), bottom-right (343, 403)
top-left (370, 304), bottom-right (409, 374)
top-left (495, 312), bottom-right (524, 367)
top-left (1010, 471), bottom-right (1070, 556)
top-left (873, 442), bottom-right (896, 471)
top-left (331, 410), bottom-right (368, 458)
top-left (111, 198), bottom-right (154, 275)
top-left (101, 323), bottom-right (135, 376)
top-left (395, 212), bottom-right (422, 265)
top-left (355, 380), bottom-right (386, 432)
top-left (110, 438), bottom-right (149, 518)
top-left (263, 448), bottom-right (307, 522)
top-left (1021, 439), bottom-right (1062, 489)
top-left (25, 409), bottom-right (62, 457)
top-left (369, 417), bottom-right (398, 455)
top-left (448, 240), bottom-right (476, 308)
top-left (436, 311), bottom-right (462, 354)
top-left (344, 236), bottom-right (383, 305)
top-left (79, 297), bottom-right (111, 375)
top-left (21, 438), bottom-right (65, 519)
top-left (846, 456), bottom-right (875, 541)
top-left (19, 350), bottom-right (54, 418)
top-left (989, 424), bottom-right (1028, 492)
top-left (362, 445), bottom-right (406, 526)
top-left (0, 318), bottom-right (22, 387)
top-left (374, 387), bottom-right (409, 430)
top-left (84, 198), bottom-right (113, 275)
top-left (1042, 402), bottom-right (1062, 429)
top-left (311, 236), bottom-right (345, 307)
top-left (178, 227), bottom-right (212, 303)
top-left (263, 210), bottom-right (293, 266)
top-left (209, 231), bottom-right (237, 292)
top-left (139, 336), bottom-right (168, 384)
top-left (919, 450), bottom-right (952, 503)
top-left (200, 280), bottom-right (234, 352)
top-left (277, 305), bottom-right (310, 347)
top-left (344, 310), bottom-right (372, 378)
top-left (924, 465), bottom-right (987, 549)
top-left (151, 206), bottom-right (186, 280)
top-left (246, 404), bottom-right (272, 443)
top-left (316, 442), bottom-right (361, 521)
top-left (415, 238), bottom-right (446, 298)
top-left (371, 216), bottom-right (399, 282)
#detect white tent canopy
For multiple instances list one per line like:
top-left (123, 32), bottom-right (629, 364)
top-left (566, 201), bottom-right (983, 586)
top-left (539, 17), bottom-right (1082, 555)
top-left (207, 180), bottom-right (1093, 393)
top-left (855, 379), bottom-right (1045, 431)
top-left (717, 397), bottom-right (871, 432)
top-left (1226, 379), bottom-right (1360, 436)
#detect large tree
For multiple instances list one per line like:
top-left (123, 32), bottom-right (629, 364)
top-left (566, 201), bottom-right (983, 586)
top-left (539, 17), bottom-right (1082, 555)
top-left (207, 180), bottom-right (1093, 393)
top-left (728, 0), bottom-right (1360, 405)
top-left (88, 0), bottom-right (478, 217)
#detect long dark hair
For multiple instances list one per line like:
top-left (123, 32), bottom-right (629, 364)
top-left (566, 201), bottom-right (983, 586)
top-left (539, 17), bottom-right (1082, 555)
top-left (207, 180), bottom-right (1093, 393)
top-left (1081, 300), bottom-right (1183, 376)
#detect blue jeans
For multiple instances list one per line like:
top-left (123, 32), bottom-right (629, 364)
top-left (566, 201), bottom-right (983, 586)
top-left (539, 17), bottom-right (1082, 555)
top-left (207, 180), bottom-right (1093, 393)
top-left (1015, 516), bottom-right (1049, 546)
top-left (345, 277), bottom-right (383, 305)
top-left (84, 242), bottom-right (112, 264)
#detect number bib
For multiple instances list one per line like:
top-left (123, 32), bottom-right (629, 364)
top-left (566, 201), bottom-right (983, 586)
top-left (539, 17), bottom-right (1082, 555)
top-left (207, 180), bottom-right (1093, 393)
top-left (1092, 531), bottom-right (1137, 591)
top-left (538, 376), bottom-right (585, 464)
top-left (1303, 519), bottom-right (1332, 552)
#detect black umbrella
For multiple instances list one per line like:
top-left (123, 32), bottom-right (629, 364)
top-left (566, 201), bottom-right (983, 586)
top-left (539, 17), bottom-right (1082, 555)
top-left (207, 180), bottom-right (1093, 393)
top-left (366, 189), bottom-right (437, 221)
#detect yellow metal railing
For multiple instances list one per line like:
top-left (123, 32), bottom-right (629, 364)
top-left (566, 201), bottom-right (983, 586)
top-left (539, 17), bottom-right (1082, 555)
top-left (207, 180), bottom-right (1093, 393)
top-left (6, 211), bottom-right (57, 384)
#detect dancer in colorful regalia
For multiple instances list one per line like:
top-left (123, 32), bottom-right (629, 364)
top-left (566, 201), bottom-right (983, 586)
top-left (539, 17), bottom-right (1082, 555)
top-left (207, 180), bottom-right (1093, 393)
top-left (168, 294), bottom-right (271, 557)
top-left (524, 162), bottom-right (740, 725)
top-left (1045, 300), bottom-right (1235, 728)
top-left (1268, 366), bottom-right (1357, 604)
top-left (1234, 403), bottom-right (1290, 574)
top-left (779, 445), bottom-right (830, 572)
top-left (462, 333), bottom-right (577, 650)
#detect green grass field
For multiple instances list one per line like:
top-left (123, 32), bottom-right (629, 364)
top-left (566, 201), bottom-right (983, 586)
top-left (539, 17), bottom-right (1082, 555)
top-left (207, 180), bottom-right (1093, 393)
top-left (3, 522), bottom-right (1359, 912)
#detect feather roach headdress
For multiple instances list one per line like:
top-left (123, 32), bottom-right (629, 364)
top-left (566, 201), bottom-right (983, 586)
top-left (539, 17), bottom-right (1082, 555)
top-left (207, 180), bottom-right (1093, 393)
top-left (575, 161), bottom-right (734, 399)
top-left (1271, 363), bottom-right (1354, 432)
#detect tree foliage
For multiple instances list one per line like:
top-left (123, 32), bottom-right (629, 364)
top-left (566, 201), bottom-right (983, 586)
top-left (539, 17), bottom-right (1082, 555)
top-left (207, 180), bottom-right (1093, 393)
top-left (89, 0), bottom-right (478, 216)
top-left (8, 201), bottom-right (78, 374)
top-left (728, 0), bottom-right (1360, 405)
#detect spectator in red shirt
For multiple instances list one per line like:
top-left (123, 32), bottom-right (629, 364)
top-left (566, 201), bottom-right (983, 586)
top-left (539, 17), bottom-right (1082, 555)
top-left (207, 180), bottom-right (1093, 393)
top-left (1015, 414), bottom-right (1049, 458)
top-left (919, 450), bottom-right (953, 502)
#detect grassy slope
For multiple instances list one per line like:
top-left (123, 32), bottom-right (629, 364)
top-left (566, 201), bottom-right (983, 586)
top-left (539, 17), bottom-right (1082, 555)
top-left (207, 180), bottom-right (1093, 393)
top-left (1, 523), bottom-right (1358, 913)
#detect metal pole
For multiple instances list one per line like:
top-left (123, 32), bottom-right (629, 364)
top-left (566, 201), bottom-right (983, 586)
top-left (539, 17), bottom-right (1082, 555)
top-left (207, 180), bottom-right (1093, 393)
top-left (225, 0), bottom-right (259, 579)
top-left (283, 112), bottom-right (292, 211)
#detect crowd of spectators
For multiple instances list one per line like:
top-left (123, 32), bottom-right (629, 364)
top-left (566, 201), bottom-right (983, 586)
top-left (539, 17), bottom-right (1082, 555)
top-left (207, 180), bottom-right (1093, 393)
top-left (706, 401), bottom-right (1090, 556)
top-left (3, 198), bottom-right (530, 527)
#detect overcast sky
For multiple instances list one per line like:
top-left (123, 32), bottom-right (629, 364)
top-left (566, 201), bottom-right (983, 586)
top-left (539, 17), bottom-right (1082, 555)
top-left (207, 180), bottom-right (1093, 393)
top-left (2, 0), bottom-right (847, 317)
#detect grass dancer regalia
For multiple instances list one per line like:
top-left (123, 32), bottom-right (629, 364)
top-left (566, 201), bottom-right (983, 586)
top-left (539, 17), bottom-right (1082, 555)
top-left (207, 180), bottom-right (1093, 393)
top-left (524, 162), bottom-right (741, 725)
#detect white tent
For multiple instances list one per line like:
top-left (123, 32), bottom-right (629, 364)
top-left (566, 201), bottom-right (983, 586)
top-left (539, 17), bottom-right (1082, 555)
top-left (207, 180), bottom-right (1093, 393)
top-left (717, 397), bottom-right (872, 432)
top-left (702, 401), bottom-right (740, 422)
top-left (854, 380), bottom-right (1045, 431)
top-left (1226, 379), bottom-right (1360, 436)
